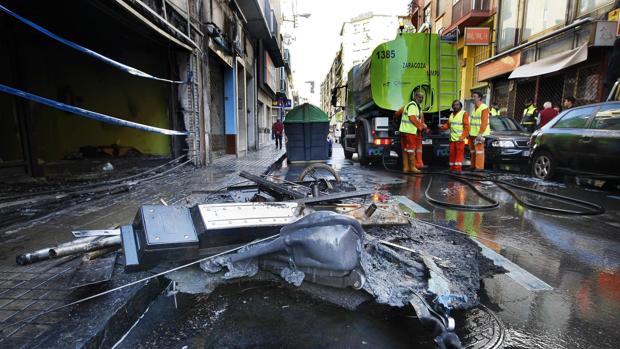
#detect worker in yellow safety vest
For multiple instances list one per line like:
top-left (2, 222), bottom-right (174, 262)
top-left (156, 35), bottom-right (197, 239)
top-left (469, 91), bottom-right (490, 171)
top-left (521, 99), bottom-right (538, 132)
top-left (489, 102), bottom-right (500, 116)
top-left (440, 100), bottom-right (470, 173)
top-left (397, 92), bottom-right (425, 173)
top-left (394, 92), bottom-right (426, 173)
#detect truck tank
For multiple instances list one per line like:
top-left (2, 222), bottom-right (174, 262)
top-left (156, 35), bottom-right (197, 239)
top-left (345, 32), bottom-right (458, 121)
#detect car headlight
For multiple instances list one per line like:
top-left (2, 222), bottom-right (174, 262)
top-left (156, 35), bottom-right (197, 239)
top-left (491, 140), bottom-right (516, 148)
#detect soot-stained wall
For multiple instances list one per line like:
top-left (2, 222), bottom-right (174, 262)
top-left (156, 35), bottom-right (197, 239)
top-left (0, 0), bottom-right (177, 162)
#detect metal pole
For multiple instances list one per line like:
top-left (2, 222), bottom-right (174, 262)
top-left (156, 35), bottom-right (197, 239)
top-left (186, 0), bottom-right (191, 37)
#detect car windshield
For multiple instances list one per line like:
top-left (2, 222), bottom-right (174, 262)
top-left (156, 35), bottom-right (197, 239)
top-left (489, 117), bottom-right (521, 131)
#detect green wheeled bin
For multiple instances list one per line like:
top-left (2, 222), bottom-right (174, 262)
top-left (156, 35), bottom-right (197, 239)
top-left (284, 103), bottom-right (330, 162)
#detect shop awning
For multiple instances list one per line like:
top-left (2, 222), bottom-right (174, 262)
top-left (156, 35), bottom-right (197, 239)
top-left (509, 44), bottom-right (588, 79)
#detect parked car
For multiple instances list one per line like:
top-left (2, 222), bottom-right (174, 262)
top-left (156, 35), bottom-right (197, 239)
top-left (484, 116), bottom-right (531, 170)
top-left (529, 101), bottom-right (620, 180)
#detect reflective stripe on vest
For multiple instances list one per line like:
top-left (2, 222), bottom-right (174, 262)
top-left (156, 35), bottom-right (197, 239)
top-left (489, 108), bottom-right (499, 116)
top-left (399, 102), bottom-right (418, 135)
top-left (449, 110), bottom-right (465, 142)
top-left (470, 103), bottom-right (490, 136)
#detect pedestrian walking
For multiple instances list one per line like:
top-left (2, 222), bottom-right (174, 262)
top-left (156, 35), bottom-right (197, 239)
top-left (537, 101), bottom-right (559, 129)
top-left (440, 100), bottom-right (470, 173)
top-left (398, 92), bottom-right (426, 173)
top-left (521, 99), bottom-right (538, 132)
top-left (563, 96), bottom-right (575, 110)
top-left (469, 91), bottom-right (489, 171)
top-left (272, 118), bottom-right (284, 149)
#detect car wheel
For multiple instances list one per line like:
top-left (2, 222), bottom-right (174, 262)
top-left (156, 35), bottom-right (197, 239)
top-left (532, 151), bottom-right (555, 180)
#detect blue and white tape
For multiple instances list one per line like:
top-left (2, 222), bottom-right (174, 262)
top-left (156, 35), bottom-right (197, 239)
top-left (0, 4), bottom-right (185, 84)
top-left (0, 83), bottom-right (188, 136)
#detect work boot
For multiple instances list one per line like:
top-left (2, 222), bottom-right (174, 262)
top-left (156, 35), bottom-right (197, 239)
top-left (402, 152), bottom-right (410, 173)
top-left (415, 150), bottom-right (427, 169)
top-left (409, 157), bottom-right (421, 173)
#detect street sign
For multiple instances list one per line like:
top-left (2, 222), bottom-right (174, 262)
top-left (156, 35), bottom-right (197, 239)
top-left (272, 98), bottom-right (292, 108)
top-left (464, 27), bottom-right (490, 46)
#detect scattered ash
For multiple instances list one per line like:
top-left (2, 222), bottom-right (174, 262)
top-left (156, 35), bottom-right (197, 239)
top-left (365, 223), bottom-right (493, 311)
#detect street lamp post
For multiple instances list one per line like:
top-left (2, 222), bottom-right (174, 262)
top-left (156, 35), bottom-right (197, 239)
top-left (282, 13), bottom-right (311, 28)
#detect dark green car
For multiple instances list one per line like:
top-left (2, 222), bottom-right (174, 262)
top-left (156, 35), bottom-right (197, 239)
top-left (529, 102), bottom-right (620, 180)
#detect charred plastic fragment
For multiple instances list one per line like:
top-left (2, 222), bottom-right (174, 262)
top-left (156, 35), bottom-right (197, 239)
top-left (201, 211), bottom-right (366, 289)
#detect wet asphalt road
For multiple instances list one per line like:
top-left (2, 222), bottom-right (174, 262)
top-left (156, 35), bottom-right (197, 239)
top-left (116, 144), bottom-right (620, 349)
top-left (346, 147), bottom-right (620, 349)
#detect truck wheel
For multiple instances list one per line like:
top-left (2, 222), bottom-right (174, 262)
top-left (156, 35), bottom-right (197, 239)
top-left (344, 148), bottom-right (354, 159)
top-left (356, 134), bottom-right (370, 166)
top-left (531, 151), bottom-right (556, 180)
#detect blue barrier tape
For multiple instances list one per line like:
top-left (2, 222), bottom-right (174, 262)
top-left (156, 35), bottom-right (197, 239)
top-left (0, 83), bottom-right (188, 136)
top-left (0, 4), bottom-right (185, 84)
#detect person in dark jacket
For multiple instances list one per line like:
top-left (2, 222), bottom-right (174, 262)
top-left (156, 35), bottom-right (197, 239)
top-left (272, 119), bottom-right (284, 149)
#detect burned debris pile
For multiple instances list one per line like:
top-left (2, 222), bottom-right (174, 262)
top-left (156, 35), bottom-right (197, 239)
top-left (14, 168), bottom-right (497, 349)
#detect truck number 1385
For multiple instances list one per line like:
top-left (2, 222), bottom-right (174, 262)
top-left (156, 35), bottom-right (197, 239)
top-left (376, 50), bottom-right (396, 59)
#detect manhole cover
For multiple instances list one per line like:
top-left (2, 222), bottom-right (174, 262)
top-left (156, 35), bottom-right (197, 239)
top-left (456, 305), bottom-right (505, 349)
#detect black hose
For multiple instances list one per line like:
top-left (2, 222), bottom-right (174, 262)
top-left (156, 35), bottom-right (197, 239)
top-left (381, 154), bottom-right (605, 215)
top-left (425, 175), bottom-right (499, 211)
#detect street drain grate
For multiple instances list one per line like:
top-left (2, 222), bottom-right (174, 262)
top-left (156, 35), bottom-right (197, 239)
top-left (456, 305), bottom-right (505, 349)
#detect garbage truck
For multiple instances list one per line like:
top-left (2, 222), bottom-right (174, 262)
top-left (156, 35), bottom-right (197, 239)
top-left (333, 31), bottom-right (459, 165)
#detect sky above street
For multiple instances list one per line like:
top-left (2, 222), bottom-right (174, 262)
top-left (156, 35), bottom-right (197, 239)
top-left (281, 0), bottom-right (410, 105)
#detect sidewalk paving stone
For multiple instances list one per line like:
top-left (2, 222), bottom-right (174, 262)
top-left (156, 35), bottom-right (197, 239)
top-left (0, 146), bottom-right (285, 348)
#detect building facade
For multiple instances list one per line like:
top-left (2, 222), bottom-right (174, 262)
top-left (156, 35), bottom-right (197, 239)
top-left (320, 12), bottom-right (402, 119)
top-left (0, 0), bottom-right (288, 177)
top-left (474, 0), bottom-right (618, 118)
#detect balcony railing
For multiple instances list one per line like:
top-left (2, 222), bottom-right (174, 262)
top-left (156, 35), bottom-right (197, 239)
top-left (451, 0), bottom-right (492, 24)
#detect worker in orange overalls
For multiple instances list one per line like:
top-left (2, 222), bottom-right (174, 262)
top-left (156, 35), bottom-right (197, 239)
top-left (396, 92), bottom-right (427, 173)
top-left (440, 100), bottom-right (470, 173)
top-left (412, 92), bottom-right (428, 169)
top-left (469, 91), bottom-right (490, 171)
top-left (395, 91), bottom-right (428, 172)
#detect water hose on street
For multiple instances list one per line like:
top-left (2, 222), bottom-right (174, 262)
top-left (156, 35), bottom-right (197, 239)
top-left (381, 155), bottom-right (605, 215)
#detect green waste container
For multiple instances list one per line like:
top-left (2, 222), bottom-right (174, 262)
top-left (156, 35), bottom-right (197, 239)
top-left (284, 103), bottom-right (330, 161)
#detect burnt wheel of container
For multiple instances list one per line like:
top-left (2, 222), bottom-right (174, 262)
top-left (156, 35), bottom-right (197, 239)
top-left (297, 163), bottom-right (341, 191)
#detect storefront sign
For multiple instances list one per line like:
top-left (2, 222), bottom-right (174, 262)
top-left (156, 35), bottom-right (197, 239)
top-left (464, 27), bottom-right (490, 46)
top-left (272, 98), bottom-right (292, 108)
top-left (264, 51), bottom-right (277, 93)
top-left (477, 52), bottom-right (521, 82)
top-left (594, 21), bottom-right (616, 46)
